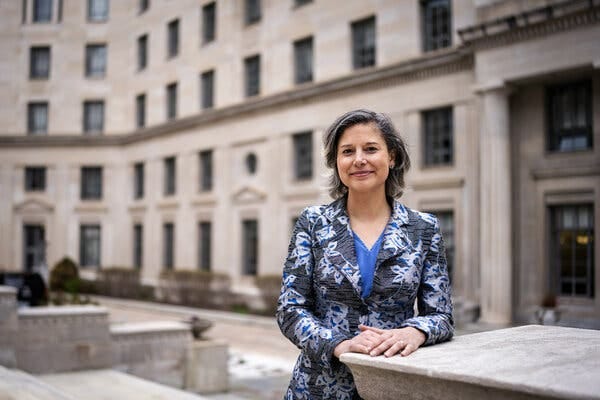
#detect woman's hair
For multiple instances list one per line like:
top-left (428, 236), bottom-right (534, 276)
top-left (323, 109), bottom-right (411, 199)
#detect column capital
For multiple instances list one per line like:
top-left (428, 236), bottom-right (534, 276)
top-left (473, 80), bottom-right (514, 95)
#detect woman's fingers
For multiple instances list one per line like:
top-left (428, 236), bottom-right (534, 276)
top-left (359, 324), bottom-right (384, 334)
top-left (400, 342), bottom-right (417, 357)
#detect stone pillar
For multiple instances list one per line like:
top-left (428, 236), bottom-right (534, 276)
top-left (0, 286), bottom-right (18, 367)
top-left (477, 82), bottom-right (513, 324)
top-left (185, 339), bottom-right (229, 394)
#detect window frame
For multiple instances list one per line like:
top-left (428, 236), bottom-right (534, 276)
top-left (200, 70), bottom-right (215, 110)
top-left (242, 219), bottom-right (258, 275)
top-left (32, 0), bottom-right (53, 23)
top-left (83, 100), bottom-right (105, 134)
top-left (292, 131), bottom-right (313, 181)
top-left (25, 166), bottom-right (46, 192)
top-left (166, 82), bottom-right (178, 120)
top-left (137, 34), bottom-right (148, 71)
top-left (164, 156), bottom-right (176, 196)
top-left (199, 149), bottom-right (213, 192)
top-left (133, 162), bottom-right (144, 199)
top-left (244, 54), bottom-right (260, 97)
top-left (30, 46), bottom-right (51, 79)
top-left (87, 0), bottom-right (109, 22)
top-left (85, 43), bottom-right (107, 78)
top-left (244, 0), bottom-right (261, 25)
top-left (133, 223), bottom-right (143, 269)
top-left (351, 15), bottom-right (376, 70)
top-left (421, 0), bottom-right (452, 52)
top-left (163, 222), bottom-right (174, 269)
top-left (167, 18), bottom-right (180, 59)
top-left (202, 2), bottom-right (216, 44)
top-left (80, 166), bottom-right (103, 200)
top-left (80, 224), bottom-right (101, 267)
top-left (422, 106), bottom-right (454, 167)
top-left (293, 36), bottom-right (313, 85)
top-left (136, 93), bottom-right (146, 129)
top-left (198, 221), bottom-right (211, 271)
top-left (27, 101), bottom-right (49, 135)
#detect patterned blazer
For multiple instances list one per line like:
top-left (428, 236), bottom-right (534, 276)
top-left (277, 197), bottom-right (454, 400)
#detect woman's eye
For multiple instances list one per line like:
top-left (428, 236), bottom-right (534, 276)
top-left (366, 147), bottom-right (378, 152)
top-left (341, 149), bottom-right (353, 155)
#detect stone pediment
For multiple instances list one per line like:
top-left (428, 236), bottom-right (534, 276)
top-left (232, 186), bottom-right (267, 204)
top-left (13, 198), bottom-right (54, 213)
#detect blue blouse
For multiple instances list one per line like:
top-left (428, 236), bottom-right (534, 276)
top-left (353, 230), bottom-right (385, 298)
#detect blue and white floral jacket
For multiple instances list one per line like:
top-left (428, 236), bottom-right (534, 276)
top-left (277, 197), bottom-right (454, 400)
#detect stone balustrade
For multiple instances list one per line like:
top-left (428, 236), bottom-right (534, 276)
top-left (341, 325), bottom-right (600, 400)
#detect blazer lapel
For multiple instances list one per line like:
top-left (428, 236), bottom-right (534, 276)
top-left (319, 198), bottom-right (363, 297)
top-left (376, 200), bottom-right (411, 267)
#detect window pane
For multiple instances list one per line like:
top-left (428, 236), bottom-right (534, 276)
top-left (245, 0), bottom-right (261, 24)
top-left (201, 70), bottom-right (214, 109)
top-left (199, 150), bottom-right (213, 191)
top-left (242, 219), bottom-right (258, 275)
top-left (423, 106), bottom-right (453, 166)
top-left (422, 0), bottom-right (452, 52)
top-left (27, 102), bottom-right (48, 135)
top-left (351, 16), bottom-right (376, 69)
top-left (85, 44), bottom-right (107, 77)
top-left (294, 37), bottom-right (313, 84)
top-left (81, 166), bottom-right (103, 200)
top-left (88, 0), bottom-right (109, 21)
top-left (166, 82), bottom-right (177, 119)
top-left (83, 100), bottom-right (104, 133)
top-left (80, 225), bottom-right (101, 267)
top-left (244, 55), bottom-right (260, 97)
top-left (30, 46), bottom-right (51, 79)
top-left (134, 162), bottom-right (144, 199)
top-left (139, 0), bottom-right (149, 13)
top-left (198, 221), bottom-right (211, 271)
top-left (33, 0), bottom-right (52, 22)
top-left (168, 19), bottom-right (179, 58)
top-left (25, 167), bottom-right (46, 191)
top-left (137, 34), bottom-right (147, 70)
top-left (163, 223), bottom-right (174, 269)
top-left (293, 131), bottom-right (312, 180)
top-left (164, 156), bottom-right (176, 195)
top-left (136, 94), bottom-right (145, 128)
top-left (547, 80), bottom-right (593, 152)
top-left (202, 2), bottom-right (216, 43)
top-left (133, 224), bottom-right (143, 269)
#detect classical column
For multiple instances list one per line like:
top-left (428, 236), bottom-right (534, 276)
top-left (477, 82), bottom-right (513, 324)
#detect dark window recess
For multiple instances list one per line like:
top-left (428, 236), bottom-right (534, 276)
top-left (294, 36), bottom-right (313, 84)
top-left (242, 219), bottom-right (258, 275)
top-left (423, 106), bottom-right (453, 166)
top-left (421, 0), bottom-right (452, 52)
top-left (199, 150), bottom-right (213, 191)
top-left (167, 19), bottom-right (179, 58)
top-left (351, 16), bottom-right (376, 69)
top-left (425, 210), bottom-right (455, 282)
top-left (27, 102), bottom-right (48, 135)
top-left (547, 80), bottom-right (593, 152)
top-left (33, 0), bottom-right (52, 22)
top-left (83, 100), bottom-right (104, 134)
top-left (85, 44), bottom-right (107, 77)
top-left (550, 204), bottom-right (595, 298)
top-left (164, 156), bottom-right (176, 196)
top-left (245, 153), bottom-right (258, 174)
top-left (294, 0), bottom-right (312, 7)
top-left (198, 221), bottom-right (211, 271)
top-left (137, 34), bottom-right (148, 70)
top-left (80, 224), bottom-right (101, 267)
top-left (163, 222), bottom-right (174, 269)
top-left (200, 70), bottom-right (214, 109)
top-left (202, 2), bottom-right (216, 43)
top-left (30, 46), bottom-right (51, 79)
top-left (245, 0), bottom-right (261, 25)
top-left (88, 0), bottom-right (109, 22)
top-left (166, 82), bottom-right (177, 120)
top-left (134, 162), bottom-right (144, 199)
top-left (136, 93), bottom-right (146, 128)
top-left (133, 224), bottom-right (143, 269)
top-left (293, 131), bottom-right (313, 180)
top-left (244, 55), bottom-right (260, 97)
top-left (25, 167), bottom-right (46, 191)
top-left (139, 0), bottom-right (149, 14)
top-left (81, 166), bottom-right (103, 200)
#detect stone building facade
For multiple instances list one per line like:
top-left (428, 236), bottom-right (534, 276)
top-left (0, 0), bottom-right (598, 327)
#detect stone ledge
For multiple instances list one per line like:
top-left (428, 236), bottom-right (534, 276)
top-left (341, 325), bottom-right (600, 400)
top-left (110, 320), bottom-right (190, 335)
top-left (18, 305), bottom-right (108, 317)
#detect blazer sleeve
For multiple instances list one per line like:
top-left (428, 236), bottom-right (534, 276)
top-left (276, 208), bottom-right (353, 370)
top-left (400, 217), bottom-right (454, 345)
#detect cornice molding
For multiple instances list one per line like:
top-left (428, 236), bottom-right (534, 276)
top-left (0, 49), bottom-right (473, 149)
top-left (458, 0), bottom-right (600, 50)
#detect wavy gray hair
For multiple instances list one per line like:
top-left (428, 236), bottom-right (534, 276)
top-left (323, 109), bottom-right (410, 199)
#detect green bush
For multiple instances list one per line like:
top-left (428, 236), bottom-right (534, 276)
top-left (158, 269), bottom-right (230, 308)
top-left (50, 257), bottom-right (80, 292)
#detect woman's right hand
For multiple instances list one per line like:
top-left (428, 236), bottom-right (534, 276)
top-left (333, 328), bottom-right (384, 358)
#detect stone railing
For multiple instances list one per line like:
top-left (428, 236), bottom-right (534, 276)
top-left (341, 325), bottom-right (600, 400)
top-left (17, 306), bottom-right (113, 373)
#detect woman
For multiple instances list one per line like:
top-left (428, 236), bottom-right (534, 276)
top-left (277, 109), bottom-right (453, 399)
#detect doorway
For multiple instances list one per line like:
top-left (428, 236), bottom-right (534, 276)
top-left (23, 224), bottom-right (45, 272)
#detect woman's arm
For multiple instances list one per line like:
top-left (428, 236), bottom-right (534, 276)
top-left (276, 209), bottom-right (353, 369)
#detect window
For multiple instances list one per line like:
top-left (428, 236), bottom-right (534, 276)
top-left (139, 0), bottom-right (149, 14)
top-left (200, 70), bottom-right (214, 109)
top-left (88, 0), bottom-right (109, 22)
top-left (133, 162), bottom-right (144, 199)
top-left (421, 0), bottom-right (452, 52)
top-left (164, 156), bottom-right (176, 196)
top-left (136, 93), bottom-right (146, 128)
top-left (242, 219), bottom-right (258, 275)
top-left (25, 167), bottom-right (46, 192)
top-left (30, 46), bottom-right (51, 79)
top-left (202, 2), bottom-right (216, 43)
top-left (27, 102), bottom-right (48, 135)
top-left (163, 222), bottom-right (174, 269)
top-left (199, 150), bottom-right (213, 191)
top-left (83, 100), bottom-right (104, 134)
top-left (167, 19), bottom-right (179, 58)
top-left (166, 82), bottom-right (177, 120)
top-left (426, 210), bottom-right (455, 282)
top-left (80, 224), bottom-right (101, 267)
top-left (294, 0), bottom-right (312, 7)
top-left (244, 55), bottom-right (260, 97)
top-left (293, 131), bottom-right (313, 180)
top-left (33, 0), bottom-right (52, 22)
top-left (293, 36), bottom-right (313, 84)
top-left (550, 204), bottom-right (595, 298)
top-left (423, 106), bottom-right (453, 166)
top-left (245, 153), bottom-right (258, 174)
top-left (547, 80), bottom-right (593, 152)
top-left (137, 34), bottom-right (148, 71)
top-left (351, 16), bottom-right (376, 69)
top-left (198, 221), bottom-right (211, 271)
top-left (81, 166), bottom-right (102, 200)
top-left (133, 224), bottom-right (143, 269)
top-left (85, 44), bottom-right (107, 77)
top-left (245, 0), bottom-right (261, 25)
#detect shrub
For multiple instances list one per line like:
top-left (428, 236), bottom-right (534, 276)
top-left (50, 257), bottom-right (79, 292)
top-left (255, 274), bottom-right (283, 315)
top-left (157, 269), bottom-right (231, 308)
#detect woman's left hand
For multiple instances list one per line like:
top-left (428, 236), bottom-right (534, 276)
top-left (359, 324), bottom-right (426, 357)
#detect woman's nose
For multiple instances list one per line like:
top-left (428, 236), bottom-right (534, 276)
top-left (354, 152), bottom-right (366, 166)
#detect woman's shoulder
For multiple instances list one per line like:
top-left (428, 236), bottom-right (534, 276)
top-left (393, 201), bottom-right (438, 229)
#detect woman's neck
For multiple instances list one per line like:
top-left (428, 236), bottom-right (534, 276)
top-left (346, 190), bottom-right (391, 221)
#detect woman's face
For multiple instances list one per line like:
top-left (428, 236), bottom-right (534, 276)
top-left (336, 123), bottom-right (394, 197)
